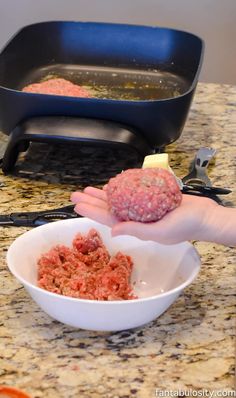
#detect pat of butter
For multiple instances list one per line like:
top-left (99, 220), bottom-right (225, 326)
top-left (142, 153), bottom-right (169, 170)
top-left (142, 153), bottom-right (183, 189)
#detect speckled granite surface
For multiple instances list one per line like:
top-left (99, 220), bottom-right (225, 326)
top-left (0, 82), bottom-right (235, 397)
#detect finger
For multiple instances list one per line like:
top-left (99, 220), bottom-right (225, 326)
top-left (83, 186), bottom-right (107, 202)
top-left (74, 202), bottom-right (116, 227)
top-left (71, 191), bottom-right (108, 210)
top-left (71, 191), bottom-right (82, 203)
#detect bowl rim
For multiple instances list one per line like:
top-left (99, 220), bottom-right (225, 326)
top-left (7, 218), bottom-right (201, 305)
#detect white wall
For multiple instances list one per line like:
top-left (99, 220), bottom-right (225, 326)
top-left (0, 0), bottom-right (235, 84)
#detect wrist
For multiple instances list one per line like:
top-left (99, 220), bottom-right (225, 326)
top-left (199, 203), bottom-right (236, 246)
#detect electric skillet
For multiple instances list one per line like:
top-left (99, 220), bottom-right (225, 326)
top-left (0, 21), bottom-right (204, 173)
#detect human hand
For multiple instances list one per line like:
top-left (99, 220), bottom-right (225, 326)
top-left (71, 187), bottom-right (220, 245)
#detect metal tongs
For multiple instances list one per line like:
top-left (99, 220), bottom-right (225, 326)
top-left (181, 147), bottom-right (231, 199)
top-left (0, 204), bottom-right (79, 227)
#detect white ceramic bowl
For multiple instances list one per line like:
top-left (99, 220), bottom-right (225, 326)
top-left (7, 218), bottom-right (201, 331)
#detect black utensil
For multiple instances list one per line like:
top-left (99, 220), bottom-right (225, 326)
top-left (0, 204), bottom-right (79, 227)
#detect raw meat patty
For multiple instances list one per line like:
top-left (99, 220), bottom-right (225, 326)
top-left (22, 78), bottom-right (91, 98)
top-left (37, 228), bottom-right (136, 301)
top-left (106, 168), bottom-right (182, 222)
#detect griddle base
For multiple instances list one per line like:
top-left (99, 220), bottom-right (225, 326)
top-left (1, 116), bottom-right (153, 174)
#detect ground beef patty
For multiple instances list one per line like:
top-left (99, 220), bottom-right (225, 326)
top-left (22, 78), bottom-right (91, 98)
top-left (106, 168), bottom-right (182, 222)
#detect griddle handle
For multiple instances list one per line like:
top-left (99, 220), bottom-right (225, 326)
top-left (2, 116), bottom-right (153, 173)
top-left (1, 127), bottom-right (30, 173)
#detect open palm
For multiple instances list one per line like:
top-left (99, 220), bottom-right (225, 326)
top-left (71, 187), bottom-right (219, 245)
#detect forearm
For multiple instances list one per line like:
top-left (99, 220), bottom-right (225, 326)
top-left (200, 205), bottom-right (236, 246)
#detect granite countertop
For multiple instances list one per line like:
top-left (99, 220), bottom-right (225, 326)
top-left (0, 82), bottom-right (235, 397)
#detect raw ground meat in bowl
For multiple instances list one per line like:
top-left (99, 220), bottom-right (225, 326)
top-left (106, 168), bottom-right (182, 222)
top-left (37, 228), bottom-right (137, 301)
top-left (6, 218), bottom-right (200, 331)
